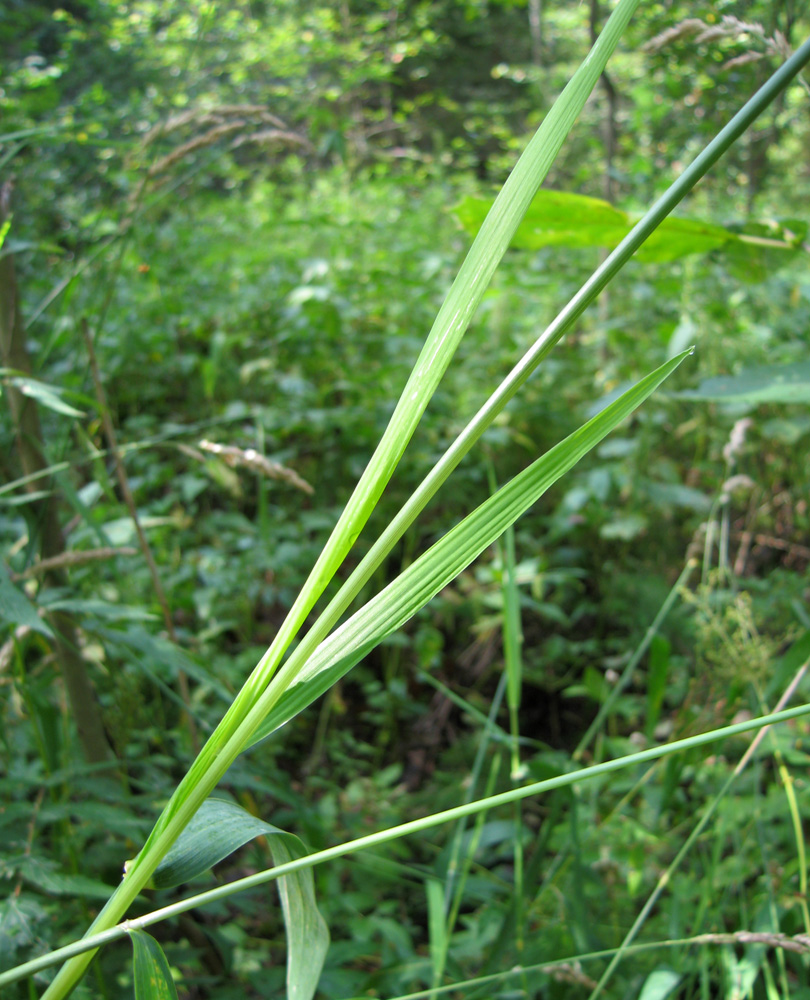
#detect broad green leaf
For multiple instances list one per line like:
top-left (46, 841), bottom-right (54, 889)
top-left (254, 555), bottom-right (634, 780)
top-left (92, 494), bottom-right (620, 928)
top-left (153, 798), bottom-right (328, 1000)
top-left (130, 930), bottom-right (178, 1000)
top-left (1, 373), bottom-right (85, 417)
top-left (676, 361), bottom-right (810, 405)
top-left (453, 189), bottom-right (630, 250)
top-left (453, 189), bottom-right (799, 266)
top-left (0, 561), bottom-right (53, 638)
top-left (639, 215), bottom-right (738, 262)
top-left (637, 967), bottom-right (682, 1000)
top-left (153, 796), bottom-right (292, 887)
top-left (249, 351), bottom-right (691, 747)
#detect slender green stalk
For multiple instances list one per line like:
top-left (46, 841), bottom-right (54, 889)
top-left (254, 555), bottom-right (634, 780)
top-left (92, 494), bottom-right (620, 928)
top-left (501, 523), bottom-right (526, 971)
top-left (441, 671), bottom-right (507, 915)
top-left (573, 557), bottom-right (697, 761)
top-left (431, 756), bottom-right (501, 997)
top-left (503, 525), bottom-right (523, 781)
top-left (586, 659), bottom-right (810, 999)
top-left (6, 703), bottom-right (810, 991)
top-left (418, 669), bottom-right (512, 745)
top-left (486, 465), bottom-right (527, 979)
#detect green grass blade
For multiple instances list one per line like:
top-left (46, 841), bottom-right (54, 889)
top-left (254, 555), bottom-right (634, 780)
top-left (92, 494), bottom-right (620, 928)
top-left (234, 0), bottom-right (641, 707)
top-left (247, 351), bottom-right (691, 746)
top-left (441, 671), bottom-right (508, 911)
top-left (426, 878), bottom-right (447, 992)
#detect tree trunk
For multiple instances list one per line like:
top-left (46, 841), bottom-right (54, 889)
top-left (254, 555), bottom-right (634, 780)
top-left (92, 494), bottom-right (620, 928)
top-left (0, 181), bottom-right (115, 768)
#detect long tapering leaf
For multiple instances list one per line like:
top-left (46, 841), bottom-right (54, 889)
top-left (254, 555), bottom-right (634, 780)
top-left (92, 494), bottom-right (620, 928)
top-left (236, 0), bottom-right (642, 704)
top-left (245, 350), bottom-right (691, 747)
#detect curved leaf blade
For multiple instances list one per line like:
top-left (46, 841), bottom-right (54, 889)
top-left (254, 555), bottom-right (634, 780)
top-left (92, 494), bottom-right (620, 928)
top-left (152, 798), bottom-right (328, 1000)
top-left (153, 797), bottom-right (282, 888)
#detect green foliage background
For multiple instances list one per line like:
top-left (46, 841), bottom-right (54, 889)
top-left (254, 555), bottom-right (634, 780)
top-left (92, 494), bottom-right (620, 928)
top-left (1, 2), bottom-right (810, 998)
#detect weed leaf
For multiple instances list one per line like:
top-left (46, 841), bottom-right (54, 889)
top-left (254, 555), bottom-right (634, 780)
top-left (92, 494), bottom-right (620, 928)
top-left (1, 371), bottom-right (85, 417)
top-left (152, 797), bottom-right (328, 1000)
top-left (0, 561), bottom-right (54, 638)
top-left (130, 930), bottom-right (178, 1000)
top-left (676, 360), bottom-right (810, 404)
top-left (454, 189), bottom-right (800, 265)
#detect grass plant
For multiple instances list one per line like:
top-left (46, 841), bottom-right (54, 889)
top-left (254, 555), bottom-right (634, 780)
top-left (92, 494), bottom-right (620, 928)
top-left (2, 9), bottom-right (810, 1000)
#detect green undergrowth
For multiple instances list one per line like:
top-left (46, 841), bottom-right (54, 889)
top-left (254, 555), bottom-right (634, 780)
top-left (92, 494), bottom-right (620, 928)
top-left (3, 39), bottom-right (810, 1000)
